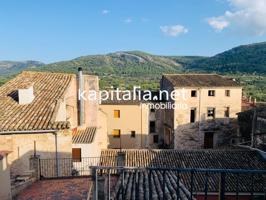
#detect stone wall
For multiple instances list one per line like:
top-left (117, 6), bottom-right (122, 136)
top-left (174, 119), bottom-right (238, 149)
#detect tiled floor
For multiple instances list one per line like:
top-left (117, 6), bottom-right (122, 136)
top-left (16, 178), bottom-right (91, 200)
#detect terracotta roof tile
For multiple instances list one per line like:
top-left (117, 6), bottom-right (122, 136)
top-left (0, 71), bottom-right (74, 132)
top-left (100, 149), bottom-right (266, 193)
top-left (72, 127), bottom-right (96, 143)
top-left (163, 74), bottom-right (240, 87)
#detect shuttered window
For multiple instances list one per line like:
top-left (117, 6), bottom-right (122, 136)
top-left (114, 110), bottom-right (120, 118)
top-left (72, 148), bottom-right (81, 162)
top-left (113, 129), bottom-right (121, 138)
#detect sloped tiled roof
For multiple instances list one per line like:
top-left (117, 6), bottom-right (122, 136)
top-left (0, 71), bottom-right (74, 132)
top-left (163, 74), bottom-right (240, 87)
top-left (72, 127), bottom-right (96, 144)
top-left (100, 149), bottom-right (266, 193)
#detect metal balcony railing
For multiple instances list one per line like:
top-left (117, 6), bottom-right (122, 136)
top-left (90, 166), bottom-right (266, 200)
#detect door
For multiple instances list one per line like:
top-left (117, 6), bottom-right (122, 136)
top-left (164, 128), bottom-right (171, 147)
top-left (190, 108), bottom-right (196, 123)
top-left (204, 132), bottom-right (214, 148)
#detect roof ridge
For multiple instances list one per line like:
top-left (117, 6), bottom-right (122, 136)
top-left (22, 70), bottom-right (76, 76)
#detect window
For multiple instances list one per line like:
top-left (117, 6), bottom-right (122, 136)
top-left (131, 131), bottom-right (136, 138)
top-left (208, 90), bottom-right (215, 96)
top-left (191, 90), bottom-right (197, 97)
top-left (150, 108), bottom-right (155, 113)
top-left (225, 90), bottom-right (230, 97)
top-left (153, 135), bottom-right (159, 143)
top-left (190, 108), bottom-right (196, 123)
top-left (207, 107), bottom-right (215, 119)
top-left (204, 132), bottom-right (214, 149)
top-left (149, 121), bottom-right (156, 133)
top-left (72, 148), bottom-right (81, 162)
top-left (113, 129), bottom-right (121, 138)
top-left (224, 107), bottom-right (230, 117)
top-left (114, 110), bottom-right (120, 118)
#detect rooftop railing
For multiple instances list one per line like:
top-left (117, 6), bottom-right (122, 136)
top-left (90, 166), bottom-right (266, 200)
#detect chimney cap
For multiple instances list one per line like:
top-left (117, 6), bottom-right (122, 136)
top-left (78, 67), bottom-right (83, 72)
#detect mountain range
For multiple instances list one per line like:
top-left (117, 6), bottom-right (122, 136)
top-left (0, 42), bottom-right (266, 100)
top-left (2, 42), bottom-right (266, 76)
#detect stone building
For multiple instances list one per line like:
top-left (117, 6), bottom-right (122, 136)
top-left (0, 70), bottom-right (107, 177)
top-left (160, 74), bottom-right (242, 149)
top-left (237, 105), bottom-right (266, 151)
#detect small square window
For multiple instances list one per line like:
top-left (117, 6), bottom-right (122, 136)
top-left (131, 131), bottom-right (136, 138)
top-left (114, 110), bottom-right (120, 118)
top-left (153, 135), bottom-right (159, 143)
top-left (113, 129), bottom-right (121, 138)
top-left (208, 90), bottom-right (215, 96)
top-left (207, 108), bottom-right (215, 119)
top-left (225, 90), bottom-right (230, 97)
top-left (150, 108), bottom-right (155, 113)
top-left (191, 90), bottom-right (197, 97)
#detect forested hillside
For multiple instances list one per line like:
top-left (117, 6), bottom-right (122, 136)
top-left (0, 42), bottom-right (266, 100)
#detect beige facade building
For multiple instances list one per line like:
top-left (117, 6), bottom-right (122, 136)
top-left (0, 70), bottom-right (107, 178)
top-left (160, 74), bottom-right (242, 149)
top-left (100, 99), bottom-right (160, 149)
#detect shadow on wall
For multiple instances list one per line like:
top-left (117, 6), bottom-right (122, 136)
top-left (0, 155), bottom-right (12, 200)
top-left (107, 134), bottom-right (149, 149)
top-left (9, 149), bottom-right (71, 178)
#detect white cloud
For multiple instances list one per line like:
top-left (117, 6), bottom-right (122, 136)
top-left (102, 10), bottom-right (109, 15)
top-left (207, 17), bottom-right (229, 31)
top-left (124, 18), bottom-right (132, 24)
top-left (207, 0), bottom-right (266, 35)
top-left (160, 25), bottom-right (188, 37)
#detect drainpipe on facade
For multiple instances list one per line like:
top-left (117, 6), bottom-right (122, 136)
top-left (54, 132), bottom-right (59, 177)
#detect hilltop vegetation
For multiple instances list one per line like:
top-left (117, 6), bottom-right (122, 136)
top-left (188, 42), bottom-right (266, 74)
top-left (0, 42), bottom-right (266, 100)
top-left (0, 60), bottom-right (44, 75)
top-left (37, 51), bottom-right (202, 89)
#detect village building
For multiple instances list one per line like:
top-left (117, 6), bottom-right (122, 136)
top-left (0, 70), bottom-right (107, 180)
top-left (160, 74), bottom-right (242, 149)
top-left (99, 96), bottom-right (161, 149)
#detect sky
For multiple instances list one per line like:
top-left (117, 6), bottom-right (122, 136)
top-left (1, 0), bottom-right (266, 63)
